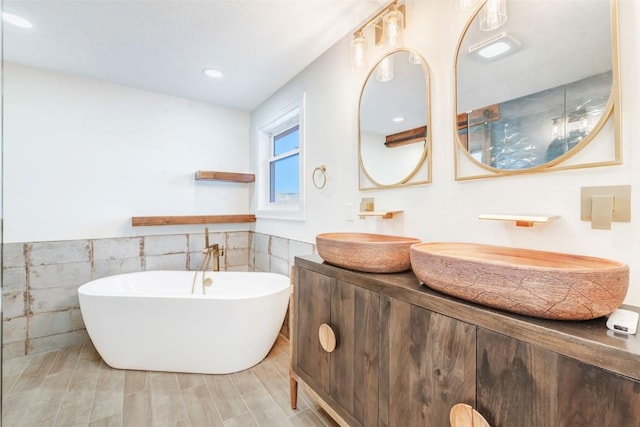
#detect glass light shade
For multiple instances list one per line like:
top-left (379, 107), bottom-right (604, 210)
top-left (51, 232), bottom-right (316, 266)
top-left (454, 0), bottom-right (478, 12)
top-left (376, 56), bottom-right (394, 82)
top-left (479, 0), bottom-right (507, 31)
top-left (351, 32), bottom-right (368, 72)
top-left (408, 51), bottom-right (421, 64)
top-left (383, 7), bottom-right (404, 49)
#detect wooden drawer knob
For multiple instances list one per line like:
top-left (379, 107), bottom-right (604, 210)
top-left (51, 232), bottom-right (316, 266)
top-left (318, 323), bottom-right (337, 353)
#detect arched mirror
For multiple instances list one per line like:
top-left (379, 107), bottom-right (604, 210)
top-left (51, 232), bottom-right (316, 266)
top-left (359, 49), bottom-right (431, 189)
top-left (454, 0), bottom-right (620, 180)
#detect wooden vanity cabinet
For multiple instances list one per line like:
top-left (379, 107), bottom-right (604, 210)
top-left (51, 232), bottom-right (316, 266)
top-left (476, 328), bottom-right (640, 427)
top-left (381, 298), bottom-right (476, 426)
top-left (294, 267), bottom-right (380, 426)
top-left (293, 256), bottom-right (640, 427)
top-left (294, 264), bottom-right (477, 426)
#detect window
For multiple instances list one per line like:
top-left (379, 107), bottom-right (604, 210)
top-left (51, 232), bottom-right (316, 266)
top-left (257, 96), bottom-right (305, 220)
top-left (270, 124), bottom-right (300, 203)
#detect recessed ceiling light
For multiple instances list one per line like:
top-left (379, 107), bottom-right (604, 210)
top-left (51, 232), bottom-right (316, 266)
top-left (2, 11), bottom-right (32, 29)
top-left (202, 68), bottom-right (224, 79)
top-left (468, 32), bottom-right (520, 60)
top-left (478, 41), bottom-right (512, 58)
top-left (392, 117), bottom-right (405, 122)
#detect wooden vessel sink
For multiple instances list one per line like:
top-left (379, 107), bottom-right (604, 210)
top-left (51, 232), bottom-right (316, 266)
top-left (410, 242), bottom-right (629, 320)
top-left (316, 233), bottom-right (421, 273)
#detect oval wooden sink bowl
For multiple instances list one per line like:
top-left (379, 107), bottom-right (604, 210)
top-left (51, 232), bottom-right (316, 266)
top-left (316, 233), bottom-right (421, 273)
top-left (410, 242), bottom-right (629, 320)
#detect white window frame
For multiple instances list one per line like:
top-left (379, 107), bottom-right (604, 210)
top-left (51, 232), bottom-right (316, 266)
top-left (256, 95), bottom-right (306, 221)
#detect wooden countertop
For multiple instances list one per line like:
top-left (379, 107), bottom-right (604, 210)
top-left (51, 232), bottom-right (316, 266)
top-left (295, 255), bottom-right (640, 381)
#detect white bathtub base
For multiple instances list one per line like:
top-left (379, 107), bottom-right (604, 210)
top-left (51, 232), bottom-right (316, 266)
top-left (78, 271), bottom-right (290, 374)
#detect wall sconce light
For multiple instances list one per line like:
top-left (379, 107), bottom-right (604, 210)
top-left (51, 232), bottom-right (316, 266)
top-left (351, 31), bottom-right (368, 71)
top-left (455, 0), bottom-right (479, 12)
top-left (376, 55), bottom-right (394, 82)
top-left (383, 3), bottom-right (404, 49)
top-left (351, 0), bottom-right (406, 71)
top-left (479, 0), bottom-right (507, 31)
top-left (408, 51), bottom-right (422, 64)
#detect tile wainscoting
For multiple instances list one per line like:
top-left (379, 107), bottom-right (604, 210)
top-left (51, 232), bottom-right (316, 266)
top-left (2, 232), bottom-right (315, 359)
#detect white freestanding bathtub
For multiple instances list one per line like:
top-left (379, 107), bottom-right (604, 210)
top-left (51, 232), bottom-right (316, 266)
top-left (78, 270), bottom-right (290, 374)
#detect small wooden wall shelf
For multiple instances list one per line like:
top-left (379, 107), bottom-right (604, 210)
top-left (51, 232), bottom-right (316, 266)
top-left (385, 126), bottom-right (427, 148)
top-left (195, 170), bottom-right (255, 183)
top-left (132, 214), bottom-right (256, 227)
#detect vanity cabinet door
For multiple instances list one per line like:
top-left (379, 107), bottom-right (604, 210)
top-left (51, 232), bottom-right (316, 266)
top-left (295, 267), bottom-right (331, 393)
top-left (294, 267), bottom-right (380, 427)
top-left (381, 298), bottom-right (476, 427)
top-left (477, 327), bottom-right (640, 427)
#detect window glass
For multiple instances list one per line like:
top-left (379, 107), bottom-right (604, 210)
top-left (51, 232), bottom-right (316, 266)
top-left (273, 126), bottom-right (299, 156)
top-left (270, 153), bottom-right (300, 203)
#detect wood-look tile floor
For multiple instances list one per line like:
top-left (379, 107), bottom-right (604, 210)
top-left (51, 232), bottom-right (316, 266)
top-left (2, 335), bottom-right (339, 427)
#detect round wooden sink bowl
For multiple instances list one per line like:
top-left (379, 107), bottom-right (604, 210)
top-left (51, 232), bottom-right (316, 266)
top-left (316, 233), bottom-right (421, 273)
top-left (410, 242), bottom-right (629, 320)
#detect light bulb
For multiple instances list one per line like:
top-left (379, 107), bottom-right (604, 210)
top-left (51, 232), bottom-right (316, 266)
top-left (376, 56), bottom-right (394, 82)
top-left (454, 0), bottom-right (478, 12)
top-left (351, 32), bottom-right (368, 72)
top-left (383, 6), bottom-right (404, 49)
top-left (479, 0), bottom-right (507, 31)
top-left (408, 51), bottom-right (421, 64)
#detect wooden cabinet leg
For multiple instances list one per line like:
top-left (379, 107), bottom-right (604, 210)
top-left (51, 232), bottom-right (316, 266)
top-left (289, 267), bottom-right (299, 410)
top-left (290, 376), bottom-right (298, 409)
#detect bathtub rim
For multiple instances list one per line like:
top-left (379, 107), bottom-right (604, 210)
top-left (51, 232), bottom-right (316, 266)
top-left (78, 270), bottom-right (291, 300)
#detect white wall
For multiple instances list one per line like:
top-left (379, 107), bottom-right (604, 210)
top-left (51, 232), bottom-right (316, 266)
top-left (4, 62), bottom-right (252, 243)
top-left (251, 0), bottom-right (640, 305)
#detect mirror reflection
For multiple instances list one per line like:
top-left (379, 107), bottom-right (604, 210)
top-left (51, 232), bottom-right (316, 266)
top-left (359, 49), bottom-right (430, 188)
top-left (456, 0), bottom-right (617, 172)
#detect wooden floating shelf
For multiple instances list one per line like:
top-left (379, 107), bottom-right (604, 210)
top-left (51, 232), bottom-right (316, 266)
top-left (358, 210), bottom-right (404, 220)
top-left (195, 170), bottom-right (255, 183)
top-left (478, 214), bottom-right (560, 227)
top-left (132, 214), bottom-right (256, 227)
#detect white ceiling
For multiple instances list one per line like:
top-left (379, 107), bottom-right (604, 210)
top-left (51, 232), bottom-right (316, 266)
top-left (3, 0), bottom-right (387, 111)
